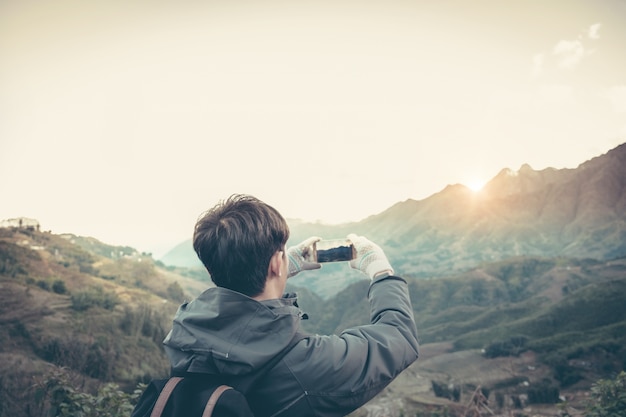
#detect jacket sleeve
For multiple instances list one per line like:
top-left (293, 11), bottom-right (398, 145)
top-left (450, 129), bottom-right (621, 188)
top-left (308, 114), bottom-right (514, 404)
top-left (278, 275), bottom-right (419, 416)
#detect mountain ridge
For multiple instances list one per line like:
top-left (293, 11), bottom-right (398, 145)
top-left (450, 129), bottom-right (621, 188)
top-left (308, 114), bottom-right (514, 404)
top-left (161, 142), bottom-right (626, 297)
top-left (1, 174), bottom-right (625, 416)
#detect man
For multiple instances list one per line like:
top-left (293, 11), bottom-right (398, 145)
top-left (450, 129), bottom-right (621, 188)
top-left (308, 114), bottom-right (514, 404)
top-left (163, 194), bottom-right (419, 416)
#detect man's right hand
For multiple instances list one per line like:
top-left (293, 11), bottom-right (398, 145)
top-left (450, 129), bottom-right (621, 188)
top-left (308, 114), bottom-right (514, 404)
top-left (348, 234), bottom-right (394, 280)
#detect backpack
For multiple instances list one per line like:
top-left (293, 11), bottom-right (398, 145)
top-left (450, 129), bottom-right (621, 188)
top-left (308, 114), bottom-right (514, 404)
top-left (131, 331), bottom-right (307, 417)
top-left (130, 375), bottom-right (254, 417)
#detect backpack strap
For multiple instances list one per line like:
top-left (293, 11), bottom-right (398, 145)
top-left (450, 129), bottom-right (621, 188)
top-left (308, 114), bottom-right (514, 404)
top-left (162, 330), bottom-right (310, 415)
top-left (150, 377), bottom-right (184, 417)
top-left (201, 385), bottom-right (233, 417)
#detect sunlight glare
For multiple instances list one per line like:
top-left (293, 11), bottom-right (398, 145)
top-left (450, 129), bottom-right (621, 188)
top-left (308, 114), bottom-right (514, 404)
top-left (466, 179), bottom-right (486, 192)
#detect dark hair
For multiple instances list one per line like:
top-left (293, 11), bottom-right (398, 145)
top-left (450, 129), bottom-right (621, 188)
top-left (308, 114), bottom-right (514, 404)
top-left (192, 194), bottom-right (290, 297)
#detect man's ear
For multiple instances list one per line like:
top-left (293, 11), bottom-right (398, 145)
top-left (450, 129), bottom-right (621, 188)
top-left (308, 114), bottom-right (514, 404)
top-left (268, 250), bottom-right (283, 278)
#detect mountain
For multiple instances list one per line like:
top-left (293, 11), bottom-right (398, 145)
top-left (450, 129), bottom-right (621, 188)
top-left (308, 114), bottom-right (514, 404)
top-left (159, 143), bottom-right (626, 298)
top-left (0, 226), bottom-right (211, 415)
top-left (160, 239), bottom-right (203, 269)
top-left (2, 191), bottom-right (625, 416)
top-left (159, 218), bottom-right (344, 269)
top-left (358, 142), bottom-right (626, 276)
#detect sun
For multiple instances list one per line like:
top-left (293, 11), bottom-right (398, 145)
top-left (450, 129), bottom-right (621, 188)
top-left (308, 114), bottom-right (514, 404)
top-left (466, 179), bottom-right (486, 192)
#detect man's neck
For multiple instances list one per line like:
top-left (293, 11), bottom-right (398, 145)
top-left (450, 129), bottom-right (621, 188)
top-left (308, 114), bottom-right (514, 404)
top-left (252, 275), bottom-right (285, 301)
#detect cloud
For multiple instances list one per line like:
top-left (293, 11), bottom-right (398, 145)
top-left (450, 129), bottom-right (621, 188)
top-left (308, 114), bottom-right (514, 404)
top-left (587, 23), bottom-right (601, 39)
top-left (553, 39), bottom-right (585, 69)
top-left (533, 23), bottom-right (602, 75)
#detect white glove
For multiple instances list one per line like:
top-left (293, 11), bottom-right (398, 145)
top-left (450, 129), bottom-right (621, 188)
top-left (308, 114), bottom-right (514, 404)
top-left (287, 237), bottom-right (322, 278)
top-left (348, 234), bottom-right (394, 280)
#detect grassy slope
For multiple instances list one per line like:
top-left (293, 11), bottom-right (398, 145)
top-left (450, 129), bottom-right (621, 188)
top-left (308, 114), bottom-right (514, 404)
top-left (298, 256), bottom-right (626, 416)
top-left (2, 227), bottom-right (625, 417)
top-left (0, 227), bottom-right (210, 415)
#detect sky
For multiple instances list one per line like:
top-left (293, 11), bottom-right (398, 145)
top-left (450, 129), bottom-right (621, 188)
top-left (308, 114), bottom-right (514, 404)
top-left (1, 0), bottom-right (625, 257)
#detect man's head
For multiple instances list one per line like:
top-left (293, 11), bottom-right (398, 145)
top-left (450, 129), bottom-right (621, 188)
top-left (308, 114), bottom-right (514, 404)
top-left (193, 194), bottom-right (290, 297)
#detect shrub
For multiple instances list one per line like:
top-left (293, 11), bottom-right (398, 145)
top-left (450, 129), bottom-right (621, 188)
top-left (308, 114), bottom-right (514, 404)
top-left (166, 281), bottom-right (186, 302)
top-left (40, 371), bottom-right (142, 417)
top-left (118, 304), bottom-right (168, 344)
top-left (70, 286), bottom-right (119, 311)
top-left (554, 361), bottom-right (583, 387)
top-left (585, 371), bottom-right (626, 417)
top-left (431, 381), bottom-right (460, 401)
top-left (9, 321), bottom-right (30, 339)
top-left (484, 336), bottom-right (528, 358)
top-left (36, 338), bottom-right (116, 381)
top-left (527, 379), bottom-right (560, 404)
top-left (52, 280), bottom-right (67, 294)
top-left (495, 392), bottom-right (505, 408)
top-left (37, 280), bottom-right (51, 291)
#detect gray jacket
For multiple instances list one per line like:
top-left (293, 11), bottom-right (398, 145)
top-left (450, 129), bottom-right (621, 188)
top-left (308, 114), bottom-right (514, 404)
top-left (163, 275), bottom-right (419, 416)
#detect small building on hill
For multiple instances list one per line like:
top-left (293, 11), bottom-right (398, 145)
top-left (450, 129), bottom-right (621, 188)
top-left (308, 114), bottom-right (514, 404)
top-left (0, 217), bottom-right (40, 231)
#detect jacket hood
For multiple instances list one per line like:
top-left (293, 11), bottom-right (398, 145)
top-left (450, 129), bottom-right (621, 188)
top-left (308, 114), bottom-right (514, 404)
top-left (163, 287), bottom-right (303, 377)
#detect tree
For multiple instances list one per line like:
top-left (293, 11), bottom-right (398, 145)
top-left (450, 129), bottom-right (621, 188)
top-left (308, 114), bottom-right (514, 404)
top-left (585, 371), bottom-right (626, 417)
top-left (166, 281), bottom-right (186, 302)
top-left (527, 379), bottom-right (559, 404)
top-left (52, 280), bottom-right (67, 294)
top-left (39, 370), bottom-right (142, 417)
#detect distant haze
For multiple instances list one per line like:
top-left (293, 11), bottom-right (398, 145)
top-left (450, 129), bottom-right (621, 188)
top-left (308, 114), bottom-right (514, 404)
top-left (1, 0), bottom-right (625, 257)
top-left (162, 143), bottom-right (626, 300)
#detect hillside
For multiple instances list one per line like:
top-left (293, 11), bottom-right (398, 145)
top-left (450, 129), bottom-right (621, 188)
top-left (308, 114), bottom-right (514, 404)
top-left (364, 143), bottom-right (626, 275)
top-left (1, 225), bottom-right (625, 416)
top-left (0, 227), bottom-right (211, 416)
top-left (289, 256), bottom-right (626, 416)
top-left (1, 143), bottom-right (625, 417)
top-left (160, 143), bottom-right (626, 299)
